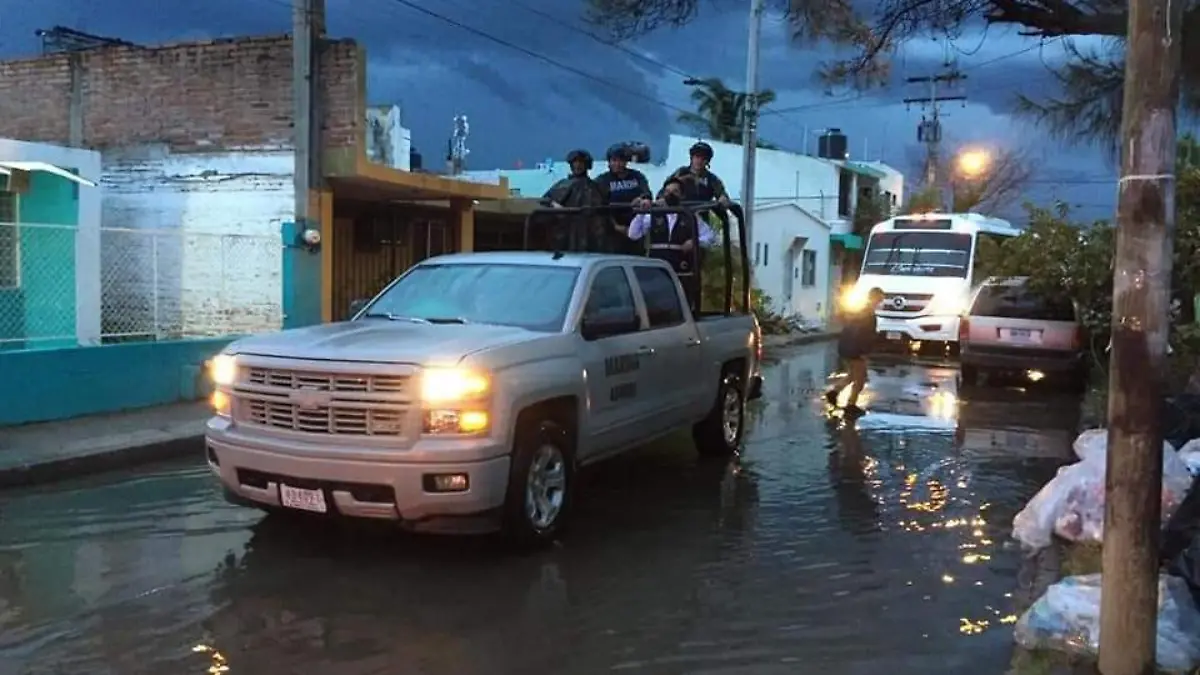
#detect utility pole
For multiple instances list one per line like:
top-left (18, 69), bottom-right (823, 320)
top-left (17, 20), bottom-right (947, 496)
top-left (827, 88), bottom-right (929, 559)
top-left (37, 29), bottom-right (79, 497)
top-left (1098, 0), bottom-right (1183, 670)
top-left (292, 0), bottom-right (326, 228)
top-left (740, 0), bottom-right (765, 292)
top-left (903, 68), bottom-right (966, 198)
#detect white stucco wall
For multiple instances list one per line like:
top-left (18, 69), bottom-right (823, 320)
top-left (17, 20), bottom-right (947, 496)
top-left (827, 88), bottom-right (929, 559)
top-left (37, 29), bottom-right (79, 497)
top-left (751, 202), bottom-right (833, 323)
top-left (0, 137), bottom-right (102, 346)
top-left (101, 147), bottom-right (291, 337)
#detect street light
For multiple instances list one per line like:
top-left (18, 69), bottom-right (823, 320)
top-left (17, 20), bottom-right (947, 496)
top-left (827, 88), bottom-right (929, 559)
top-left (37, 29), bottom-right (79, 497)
top-left (956, 149), bottom-right (991, 178)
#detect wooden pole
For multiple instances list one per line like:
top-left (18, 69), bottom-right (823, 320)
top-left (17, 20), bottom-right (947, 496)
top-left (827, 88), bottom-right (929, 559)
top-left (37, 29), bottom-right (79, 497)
top-left (1098, 0), bottom-right (1183, 671)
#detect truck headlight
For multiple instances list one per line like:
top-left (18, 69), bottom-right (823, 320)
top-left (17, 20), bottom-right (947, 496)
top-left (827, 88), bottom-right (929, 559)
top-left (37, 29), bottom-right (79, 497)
top-left (839, 286), bottom-right (869, 312)
top-left (925, 292), bottom-right (967, 316)
top-left (420, 367), bottom-right (489, 403)
top-left (211, 390), bottom-right (231, 418)
top-left (209, 354), bottom-right (238, 386)
top-left (423, 409), bottom-right (490, 435)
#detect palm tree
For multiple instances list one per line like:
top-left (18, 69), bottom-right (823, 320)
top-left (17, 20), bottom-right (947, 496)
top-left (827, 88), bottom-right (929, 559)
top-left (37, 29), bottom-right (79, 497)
top-left (676, 77), bottom-right (778, 149)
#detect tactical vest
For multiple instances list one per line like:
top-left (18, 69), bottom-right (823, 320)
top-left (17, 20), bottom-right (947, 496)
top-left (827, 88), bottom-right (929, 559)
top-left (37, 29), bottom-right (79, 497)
top-left (648, 214), bottom-right (697, 275)
top-left (599, 170), bottom-right (647, 205)
top-left (671, 167), bottom-right (718, 202)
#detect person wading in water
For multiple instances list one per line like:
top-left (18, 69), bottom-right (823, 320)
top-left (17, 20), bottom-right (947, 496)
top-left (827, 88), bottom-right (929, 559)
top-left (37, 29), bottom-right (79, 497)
top-left (825, 287), bottom-right (885, 417)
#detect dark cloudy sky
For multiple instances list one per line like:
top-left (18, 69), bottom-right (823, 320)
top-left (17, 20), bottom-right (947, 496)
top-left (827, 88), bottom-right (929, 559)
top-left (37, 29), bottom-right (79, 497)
top-left (3, 0), bottom-right (1120, 221)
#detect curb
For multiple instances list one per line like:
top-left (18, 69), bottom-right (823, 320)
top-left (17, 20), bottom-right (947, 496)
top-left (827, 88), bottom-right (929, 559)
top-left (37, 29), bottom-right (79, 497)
top-left (0, 432), bottom-right (203, 489)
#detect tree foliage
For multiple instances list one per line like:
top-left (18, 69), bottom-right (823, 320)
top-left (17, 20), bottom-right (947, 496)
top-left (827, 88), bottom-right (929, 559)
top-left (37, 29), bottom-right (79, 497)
top-left (853, 191), bottom-right (892, 236)
top-left (902, 186), bottom-right (944, 214)
top-left (585, 0), bottom-right (1200, 148)
top-left (676, 77), bottom-right (779, 148)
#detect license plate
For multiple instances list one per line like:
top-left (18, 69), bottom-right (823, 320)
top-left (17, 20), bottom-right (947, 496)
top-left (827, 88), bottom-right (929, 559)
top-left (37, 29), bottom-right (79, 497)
top-left (886, 331), bottom-right (901, 341)
top-left (280, 484), bottom-right (328, 513)
top-left (1004, 328), bottom-right (1040, 342)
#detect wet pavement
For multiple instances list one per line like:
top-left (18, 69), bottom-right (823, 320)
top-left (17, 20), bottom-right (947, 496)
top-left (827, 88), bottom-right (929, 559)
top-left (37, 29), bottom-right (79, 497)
top-left (0, 342), bottom-right (1085, 675)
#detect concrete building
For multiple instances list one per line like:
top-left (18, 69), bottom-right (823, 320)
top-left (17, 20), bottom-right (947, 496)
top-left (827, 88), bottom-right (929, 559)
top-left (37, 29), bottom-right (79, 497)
top-left (464, 134), bottom-right (905, 324)
top-left (0, 34), bottom-right (512, 425)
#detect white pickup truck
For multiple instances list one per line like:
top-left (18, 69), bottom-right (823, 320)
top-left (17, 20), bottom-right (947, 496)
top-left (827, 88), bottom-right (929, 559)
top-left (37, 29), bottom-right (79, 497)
top-left (205, 250), bottom-right (762, 545)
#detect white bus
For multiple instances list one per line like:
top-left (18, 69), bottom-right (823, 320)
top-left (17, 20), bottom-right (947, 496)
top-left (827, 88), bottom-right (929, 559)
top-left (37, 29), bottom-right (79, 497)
top-left (841, 212), bottom-right (1021, 349)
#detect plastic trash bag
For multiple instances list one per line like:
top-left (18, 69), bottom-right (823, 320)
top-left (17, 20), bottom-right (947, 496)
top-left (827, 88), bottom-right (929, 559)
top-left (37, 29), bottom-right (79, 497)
top-left (1072, 427), bottom-right (1178, 464)
top-left (1179, 438), bottom-right (1200, 477)
top-left (1071, 428), bottom-right (1111, 462)
top-left (1013, 573), bottom-right (1200, 674)
top-left (1170, 538), bottom-right (1200, 606)
top-left (1012, 429), bottom-right (1195, 550)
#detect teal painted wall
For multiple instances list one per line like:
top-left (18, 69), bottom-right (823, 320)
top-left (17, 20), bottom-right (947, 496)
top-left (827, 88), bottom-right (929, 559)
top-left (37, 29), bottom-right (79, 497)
top-left (18, 172), bottom-right (79, 349)
top-left (0, 174), bottom-right (22, 349)
top-left (280, 221), bottom-right (322, 329)
top-left (0, 338), bottom-right (231, 426)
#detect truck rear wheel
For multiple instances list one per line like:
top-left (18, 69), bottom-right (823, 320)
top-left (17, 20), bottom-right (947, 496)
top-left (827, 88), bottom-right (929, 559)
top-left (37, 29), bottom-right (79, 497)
top-left (693, 371), bottom-right (745, 458)
top-left (502, 417), bottom-right (575, 548)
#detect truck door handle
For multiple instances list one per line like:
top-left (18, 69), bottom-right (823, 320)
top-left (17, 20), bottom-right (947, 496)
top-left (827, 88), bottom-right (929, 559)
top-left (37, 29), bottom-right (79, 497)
top-left (636, 346), bottom-right (655, 356)
top-left (685, 338), bottom-right (702, 347)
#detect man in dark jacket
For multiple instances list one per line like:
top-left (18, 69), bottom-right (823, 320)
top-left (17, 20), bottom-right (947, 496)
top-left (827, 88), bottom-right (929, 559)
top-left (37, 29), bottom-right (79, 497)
top-left (595, 144), bottom-right (652, 254)
top-left (541, 149), bottom-right (610, 251)
top-left (623, 175), bottom-right (717, 312)
top-left (825, 287), bottom-right (885, 416)
top-left (660, 141), bottom-right (731, 205)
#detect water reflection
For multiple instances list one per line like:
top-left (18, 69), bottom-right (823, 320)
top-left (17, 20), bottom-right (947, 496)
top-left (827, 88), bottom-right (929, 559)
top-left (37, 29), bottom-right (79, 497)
top-left (825, 417), bottom-right (882, 535)
top-left (0, 343), bottom-right (1087, 675)
top-left (955, 384), bottom-right (1082, 461)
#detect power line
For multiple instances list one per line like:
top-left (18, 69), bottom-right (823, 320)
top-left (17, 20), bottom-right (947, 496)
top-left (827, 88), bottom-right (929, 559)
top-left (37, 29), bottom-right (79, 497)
top-left (382, 0), bottom-right (694, 115)
top-left (500, 0), bottom-right (697, 82)
top-left (367, 0), bottom-right (1071, 128)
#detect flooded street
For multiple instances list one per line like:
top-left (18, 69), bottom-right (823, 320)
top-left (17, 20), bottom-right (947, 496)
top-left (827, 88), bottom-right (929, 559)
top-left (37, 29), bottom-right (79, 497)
top-left (0, 342), bottom-right (1083, 675)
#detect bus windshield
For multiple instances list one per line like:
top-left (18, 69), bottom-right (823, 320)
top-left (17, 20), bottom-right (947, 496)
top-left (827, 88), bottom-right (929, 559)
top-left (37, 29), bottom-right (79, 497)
top-left (862, 231), bottom-right (973, 278)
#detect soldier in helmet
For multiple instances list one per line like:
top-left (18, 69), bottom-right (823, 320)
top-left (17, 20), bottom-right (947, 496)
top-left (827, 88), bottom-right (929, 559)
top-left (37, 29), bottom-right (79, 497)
top-left (594, 143), bottom-right (653, 255)
top-left (659, 141), bottom-right (731, 205)
top-left (540, 149), bottom-right (611, 252)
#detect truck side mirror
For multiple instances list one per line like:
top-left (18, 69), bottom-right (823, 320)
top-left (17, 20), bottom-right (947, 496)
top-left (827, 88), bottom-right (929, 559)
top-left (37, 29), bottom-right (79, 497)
top-left (349, 298), bottom-right (369, 317)
top-left (580, 309), bottom-right (639, 341)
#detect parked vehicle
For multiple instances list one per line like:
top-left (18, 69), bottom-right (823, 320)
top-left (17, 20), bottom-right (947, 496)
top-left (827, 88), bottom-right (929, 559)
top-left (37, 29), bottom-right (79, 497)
top-left (840, 212), bottom-right (1022, 354)
top-left (204, 204), bottom-right (761, 547)
top-left (958, 277), bottom-right (1086, 389)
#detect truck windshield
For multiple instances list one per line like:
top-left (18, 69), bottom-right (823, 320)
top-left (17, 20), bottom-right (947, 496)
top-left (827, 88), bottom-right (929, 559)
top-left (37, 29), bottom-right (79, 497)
top-left (862, 231), bottom-right (973, 278)
top-left (364, 263), bottom-right (579, 332)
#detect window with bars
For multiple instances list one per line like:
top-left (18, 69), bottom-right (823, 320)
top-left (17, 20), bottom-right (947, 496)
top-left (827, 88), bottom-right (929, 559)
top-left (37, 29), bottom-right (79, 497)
top-left (0, 191), bottom-right (17, 288)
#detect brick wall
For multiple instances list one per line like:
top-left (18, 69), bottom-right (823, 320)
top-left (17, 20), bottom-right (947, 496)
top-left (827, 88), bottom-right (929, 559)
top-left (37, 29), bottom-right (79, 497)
top-left (0, 35), bottom-right (363, 153)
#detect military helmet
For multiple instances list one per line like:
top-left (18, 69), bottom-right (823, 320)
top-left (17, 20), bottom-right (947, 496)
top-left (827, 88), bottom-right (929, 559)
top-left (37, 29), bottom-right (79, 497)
top-left (566, 148), bottom-right (594, 170)
top-left (689, 141), bottom-right (714, 161)
top-left (606, 144), bottom-right (632, 161)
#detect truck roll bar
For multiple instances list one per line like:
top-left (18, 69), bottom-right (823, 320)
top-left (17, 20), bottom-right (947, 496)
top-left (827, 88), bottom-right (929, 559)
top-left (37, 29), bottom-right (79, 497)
top-left (520, 200), bottom-right (751, 316)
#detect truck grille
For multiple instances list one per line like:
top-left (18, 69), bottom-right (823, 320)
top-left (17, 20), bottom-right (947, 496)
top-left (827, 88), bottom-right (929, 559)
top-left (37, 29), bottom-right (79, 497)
top-left (244, 367), bottom-right (409, 395)
top-left (233, 366), bottom-right (412, 437)
top-left (878, 292), bottom-right (935, 315)
top-left (243, 400), bottom-right (406, 436)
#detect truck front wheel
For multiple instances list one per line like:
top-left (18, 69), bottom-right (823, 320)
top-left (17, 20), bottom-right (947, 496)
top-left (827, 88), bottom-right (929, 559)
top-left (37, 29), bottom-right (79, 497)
top-left (693, 371), bottom-right (745, 457)
top-left (502, 418), bottom-right (576, 547)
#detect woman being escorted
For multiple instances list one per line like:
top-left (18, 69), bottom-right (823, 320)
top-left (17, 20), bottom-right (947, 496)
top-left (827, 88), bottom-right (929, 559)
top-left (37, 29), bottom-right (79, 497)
top-left (825, 287), bottom-right (885, 416)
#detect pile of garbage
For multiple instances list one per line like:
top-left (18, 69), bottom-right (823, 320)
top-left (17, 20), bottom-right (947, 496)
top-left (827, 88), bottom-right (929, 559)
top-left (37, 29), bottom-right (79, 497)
top-left (1009, 429), bottom-right (1200, 673)
top-left (1012, 430), bottom-right (1197, 550)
